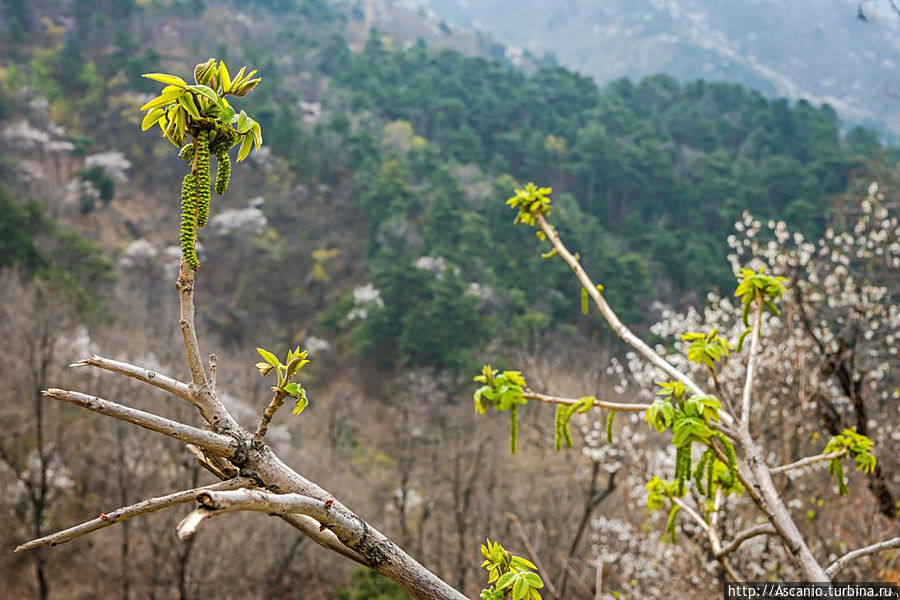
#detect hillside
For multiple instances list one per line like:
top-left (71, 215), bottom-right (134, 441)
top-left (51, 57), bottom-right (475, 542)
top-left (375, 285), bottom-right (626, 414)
top-left (408, 0), bottom-right (900, 138)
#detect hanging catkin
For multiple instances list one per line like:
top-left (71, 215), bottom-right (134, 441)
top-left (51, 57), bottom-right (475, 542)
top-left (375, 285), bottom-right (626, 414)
top-left (180, 172), bottom-right (200, 270)
top-left (195, 131), bottom-right (211, 228)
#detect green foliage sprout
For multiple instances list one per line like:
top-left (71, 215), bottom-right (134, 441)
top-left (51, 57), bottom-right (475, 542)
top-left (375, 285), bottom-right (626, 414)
top-left (139, 59), bottom-right (263, 270)
top-left (506, 183), bottom-right (553, 227)
top-left (255, 346), bottom-right (310, 415)
top-left (479, 539), bottom-right (544, 600)
top-left (823, 427), bottom-right (877, 495)
top-left (474, 366), bottom-right (527, 454)
top-left (683, 329), bottom-right (731, 372)
top-left (734, 267), bottom-right (787, 350)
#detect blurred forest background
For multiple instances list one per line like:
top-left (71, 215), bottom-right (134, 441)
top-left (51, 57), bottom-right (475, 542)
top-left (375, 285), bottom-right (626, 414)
top-left (0, 0), bottom-right (897, 598)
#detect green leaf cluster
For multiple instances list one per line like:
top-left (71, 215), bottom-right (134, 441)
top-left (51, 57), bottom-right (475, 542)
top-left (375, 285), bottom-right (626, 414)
top-left (256, 346), bottom-right (310, 415)
top-left (823, 427), bottom-right (877, 495)
top-left (645, 381), bottom-right (737, 510)
top-left (139, 59), bottom-right (264, 271)
top-left (683, 329), bottom-right (731, 372)
top-left (473, 366), bottom-right (527, 454)
top-left (734, 267), bottom-right (787, 349)
top-left (140, 60), bottom-right (262, 161)
top-left (506, 183), bottom-right (552, 227)
top-left (479, 539), bottom-right (544, 600)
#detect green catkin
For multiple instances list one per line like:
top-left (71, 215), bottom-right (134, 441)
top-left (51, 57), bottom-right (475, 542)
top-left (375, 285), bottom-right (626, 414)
top-left (693, 450), bottom-right (707, 495)
top-left (581, 287), bottom-right (589, 314)
top-left (196, 131), bottom-right (211, 228)
top-left (180, 173), bottom-right (200, 270)
top-left (675, 444), bottom-right (690, 496)
top-left (707, 453), bottom-right (715, 497)
top-left (509, 404), bottom-right (518, 455)
top-left (710, 431), bottom-right (737, 483)
top-left (214, 151), bottom-right (231, 195)
top-left (554, 405), bottom-right (563, 451)
top-left (833, 460), bottom-right (847, 495)
top-left (666, 505), bottom-right (681, 543)
top-left (178, 142), bottom-right (194, 160)
top-left (562, 404), bottom-right (576, 448)
top-left (606, 410), bottom-right (615, 444)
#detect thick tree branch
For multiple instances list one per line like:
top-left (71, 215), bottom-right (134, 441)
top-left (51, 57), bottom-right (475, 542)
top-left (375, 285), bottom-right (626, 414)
top-left (825, 536), bottom-right (900, 578)
top-left (717, 524), bottom-right (777, 558)
top-left (524, 390), bottom-right (649, 412)
top-left (179, 488), bottom-right (466, 599)
top-left (770, 450), bottom-right (847, 475)
top-left (177, 262), bottom-right (209, 388)
top-left (15, 478), bottom-right (253, 552)
top-left (277, 514), bottom-right (368, 565)
top-left (42, 389), bottom-right (238, 457)
top-left (70, 355), bottom-right (192, 402)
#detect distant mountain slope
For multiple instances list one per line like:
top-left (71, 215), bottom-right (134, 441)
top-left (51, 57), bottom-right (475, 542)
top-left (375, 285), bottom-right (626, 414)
top-left (406, 0), bottom-right (900, 137)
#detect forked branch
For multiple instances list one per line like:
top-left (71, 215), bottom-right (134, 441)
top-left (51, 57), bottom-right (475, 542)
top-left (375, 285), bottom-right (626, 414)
top-left (770, 451), bottom-right (848, 475)
top-left (824, 536), bottom-right (900, 578)
top-left (15, 478), bottom-right (253, 552)
top-left (42, 388), bottom-right (238, 457)
top-left (70, 354), bottom-right (192, 402)
top-left (717, 524), bottom-right (777, 558)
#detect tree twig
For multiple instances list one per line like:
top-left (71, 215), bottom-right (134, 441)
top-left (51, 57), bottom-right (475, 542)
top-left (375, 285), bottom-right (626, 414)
top-left (824, 535), bottom-right (900, 578)
top-left (41, 388), bottom-right (237, 457)
top-left (717, 524), bottom-right (777, 558)
top-left (70, 354), bottom-right (192, 402)
top-left (524, 390), bottom-right (649, 412)
top-left (506, 513), bottom-right (560, 599)
top-left (254, 389), bottom-right (289, 444)
top-left (15, 478), bottom-right (253, 552)
top-left (770, 450), bottom-right (848, 475)
top-left (670, 496), bottom-right (709, 532)
top-left (739, 301), bottom-right (764, 426)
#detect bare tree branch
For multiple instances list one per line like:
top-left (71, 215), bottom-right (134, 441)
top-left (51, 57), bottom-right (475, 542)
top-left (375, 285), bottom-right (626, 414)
top-left (277, 514), bottom-right (368, 566)
top-left (42, 389), bottom-right (237, 457)
top-left (739, 302), bottom-right (764, 426)
top-left (671, 497), bottom-right (709, 533)
top-left (506, 513), bottom-right (560, 599)
top-left (524, 390), bottom-right (649, 412)
top-left (717, 524), bottom-right (777, 558)
top-left (178, 489), bottom-right (466, 600)
top-left (825, 535), bottom-right (900, 578)
top-left (15, 478), bottom-right (253, 552)
top-left (177, 262), bottom-right (209, 388)
top-left (769, 450), bottom-right (848, 475)
top-left (71, 355), bottom-right (192, 402)
top-left (535, 214), bottom-right (712, 415)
